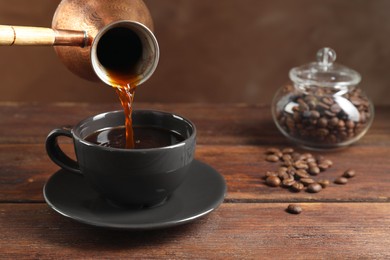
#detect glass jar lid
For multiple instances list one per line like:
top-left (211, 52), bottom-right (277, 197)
top-left (289, 47), bottom-right (361, 87)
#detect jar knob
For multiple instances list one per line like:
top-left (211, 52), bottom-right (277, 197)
top-left (316, 47), bottom-right (337, 67)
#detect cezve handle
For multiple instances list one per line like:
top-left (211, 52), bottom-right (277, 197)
top-left (0, 25), bottom-right (87, 46)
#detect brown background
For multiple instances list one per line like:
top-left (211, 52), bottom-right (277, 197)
top-left (0, 0), bottom-right (389, 104)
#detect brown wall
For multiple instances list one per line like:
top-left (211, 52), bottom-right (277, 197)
top-left (0, 0), bottom-right (389, 104)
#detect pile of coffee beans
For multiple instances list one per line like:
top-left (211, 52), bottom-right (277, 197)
top-left (275, 85), bottom-right (372, 146)
top-left (264, 147), bottom-right (357, 214)
top-left (264, 147), bottom-right (356, 193)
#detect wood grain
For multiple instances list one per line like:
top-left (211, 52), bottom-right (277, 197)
top-left (0, 203), bottom-right (388, 259)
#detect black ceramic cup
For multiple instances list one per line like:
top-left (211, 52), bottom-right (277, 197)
top-left (45, 110), bottom-right (196, 208)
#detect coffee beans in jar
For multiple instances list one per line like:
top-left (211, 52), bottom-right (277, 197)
top-left (273, 86), bottom-right (373, 148)
top-left (271, 48), bottom-right (374, 149)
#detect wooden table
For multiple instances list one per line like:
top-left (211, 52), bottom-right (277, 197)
top-left (0, 102), bottom-right (389, 259)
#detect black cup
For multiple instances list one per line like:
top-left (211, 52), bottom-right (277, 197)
top-left (46, 110), bottom-right (196, 207)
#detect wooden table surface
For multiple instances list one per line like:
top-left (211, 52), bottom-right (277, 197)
top-left (0, 102), bottom-right (389, 259)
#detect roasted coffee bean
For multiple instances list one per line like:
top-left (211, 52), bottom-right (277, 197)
top-left (337, 120), bottom-right (345, 129)
top-left (318, 160), bottom-right (332, 171)
top-left (330, 103), bottom-right (342, 114)
top-left (310, 110), bottom-right (320, 119)
top-left (300, 153), bottom-right (313, 160)
top-left (308, 165), bottom-right (320, 175)
top-left (306, 183), bottom-right (322, 193)
top-left (322, 159), bottom-right (333, 167)
top-left (283, 160), bottom-right (294, 167)
top-left (294, 160), bottom-right (309, 170)
top-left (286, 204), bottom-right (302, 214)
top-left (265, 171), bottom-right (278, 178)
top-left (274, 151), bottom-right (283, 158)
top-left (278, 167), bottom-right (288, 174)
top-left (318, 179), bottom-right (330, 188)
top-left (291, 182), bottom-right (305, 192)
top-left (325, 110), bottom-right (336, 117)
top-left (282, 154), bottom-right (292, 162)
top-left (329, 117), bottom-right (339, 126)
top-left (282, 147), bottom-right (294, 154)
top-left (300, 178), bottom-right (315, 186)
top-left (266, 176), bottom-right (281, 187)
top-left (278, 171), bottom-right (290, 180)
top-left (295, 169), bottom-right (310, 179)
top-left (282, 179), bottom-right (296, 187)
top-left (346, 120), bottom-right (355, 129)
top-left (322, 97), bottom-right (334, 105)
top-left (266, 154), bottom-right (280, 162)
top-left (343, 169), bottom-right (356, 178)
top-left (334, 177), bottom-right (348, 185)
top-left (302, 110), bottom-right (311, 118)
top-left (318, 117), bottom-right (328, 128)
top-left (286, 166), bottom-right (296, 175)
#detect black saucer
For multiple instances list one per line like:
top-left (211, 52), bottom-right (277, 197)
top-left (43, 160), bottom-right (226, 230)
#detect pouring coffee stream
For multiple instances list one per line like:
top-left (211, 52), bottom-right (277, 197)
top-left (0, 0), bottom-right (160, 148)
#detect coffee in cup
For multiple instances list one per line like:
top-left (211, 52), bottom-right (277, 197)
top-left (46, 110), bottom-right (196, 207)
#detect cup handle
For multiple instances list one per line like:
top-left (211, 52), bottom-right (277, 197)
top-left (45, 127), bottom-right (82, 175)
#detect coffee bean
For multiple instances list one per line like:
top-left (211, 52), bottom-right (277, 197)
top-left (306, 183), bottom-right (322, 193)
top-left (278, 167), bottom-right (288, 174)
top-left (343, 169), bottom-right (356, 178)
top-left (291, 182), bottom-right (305, 192)
top-left (338, 119), bottom-right (345, 127)
top-left (286, 166), bottom-right (296, 175)
top-left (295, 169), bottom-right (310, 179)
top-left (334, 177), bottom-right (348, 185)
top-left (300, 153), bottom-right (313, 160)
top-left (323, 159), bottom-right (333, 167)
top-left (282, 179), bottom-right (296, 187)
top-left (300, 178), bottom-right (315, 186)
top-left (294, 160), bottom-right (309, 170)
top-left (282, 159), bottom-right (294, 167)
top-left (266, 154), bottom-right (279, 162)
top-left (265, 171), bottom-right (278, 178)
top-left (322, 97), bottom-right (334, 105)
top-left (266, 176), bottom-right (281, 187)
top-left (282, 147), bottom-right (294, 154)
top-left (329, 117), bottom-right (339, 126)
top-left (302, 110), bottom-right (311, 118)
top-left (318, 117), bottom-right (328, 128)
top-left (325, 110), bottom-right (336, 117)
top-left (278, 171), bottom-right (290, 180)
top-left (308, 165), bottom-right (320, 175)
top-left (346, 120), bottom-right (355, 129)
top-left (310, 110), bottom-right (320, 119)
top-left (330, 103), bottom-right (342, 114)
top-left (286, 204), bottom-right (302, 214)
top-left (318, 179), bottom-right (330, 188)
top-left (282, 154), bottom-right (292, 162)
top-left (274, 151), bottom-right (283, 158)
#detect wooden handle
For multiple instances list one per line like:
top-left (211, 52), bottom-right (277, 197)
top-left (0, 25), bottom-right (87, 46)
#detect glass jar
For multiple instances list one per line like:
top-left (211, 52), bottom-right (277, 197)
top-left (272, 47), bottom-right (374, 150)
